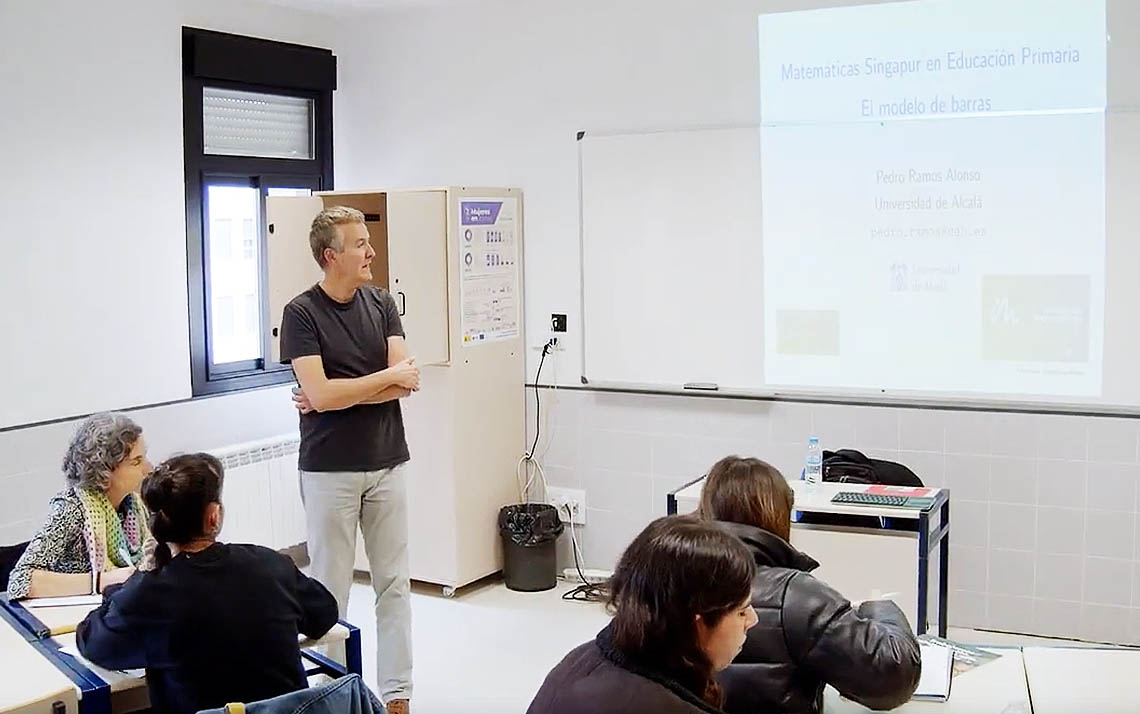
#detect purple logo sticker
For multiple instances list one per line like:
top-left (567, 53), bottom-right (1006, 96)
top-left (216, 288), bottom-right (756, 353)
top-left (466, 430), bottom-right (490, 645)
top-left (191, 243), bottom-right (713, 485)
top-left (461, 201), bottom-right (502, 226)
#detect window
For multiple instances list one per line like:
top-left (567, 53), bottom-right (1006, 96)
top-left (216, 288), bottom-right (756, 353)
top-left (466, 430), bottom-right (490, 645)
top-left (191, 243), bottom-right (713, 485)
top-left (241, 218), bottom-right (255, 260)
top-left (205, 185), bottom-right (260, 365)
top-left (267, 187), bottom-right (315, 198)
top-left (214, 296), bottom-right (235, 339)
top-left (210, 217), bottom-right (233, 261)
top-left (183, 28), bottom-right (336, 395)
top-left (243, 293), bottom-right (259, 333)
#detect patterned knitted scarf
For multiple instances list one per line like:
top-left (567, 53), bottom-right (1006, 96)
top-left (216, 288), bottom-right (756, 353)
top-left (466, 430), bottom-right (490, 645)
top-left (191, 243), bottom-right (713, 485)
top-left (75, 486), bottom-right (149, 572)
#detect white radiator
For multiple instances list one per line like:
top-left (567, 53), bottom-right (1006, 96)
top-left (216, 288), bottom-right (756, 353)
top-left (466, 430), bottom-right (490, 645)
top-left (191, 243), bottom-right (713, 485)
top-left (211, 435), bottom-right (306, 551)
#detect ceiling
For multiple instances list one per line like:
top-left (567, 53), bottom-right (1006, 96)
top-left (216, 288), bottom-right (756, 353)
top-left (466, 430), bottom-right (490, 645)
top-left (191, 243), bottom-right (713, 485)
top-left (256, 0), bottom-right (494, 14)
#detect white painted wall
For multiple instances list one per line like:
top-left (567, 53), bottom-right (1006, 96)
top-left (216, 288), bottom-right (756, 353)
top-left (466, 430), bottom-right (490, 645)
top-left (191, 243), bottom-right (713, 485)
top-left (5, 0), bottom-right (1137, 644)
top-left (332, 0), bottom-right (1140, 643)
top-left (0, 0), bottom-right (340, 540)
top-left (335, 0), bottom-right (786, 366)
top-left (0, 0), bottom-right (343, 428)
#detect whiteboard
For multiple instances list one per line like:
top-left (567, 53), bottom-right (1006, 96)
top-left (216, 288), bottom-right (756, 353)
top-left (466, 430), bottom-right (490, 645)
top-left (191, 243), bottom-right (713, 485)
top-left (579, 127), bottom-right (766, 392)
top-left (575, 122), bottom-right (1140, 415)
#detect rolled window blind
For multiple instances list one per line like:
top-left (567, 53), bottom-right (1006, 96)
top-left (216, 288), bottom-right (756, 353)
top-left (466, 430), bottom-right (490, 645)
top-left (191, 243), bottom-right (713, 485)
top-left (203, 87), bottom-right (313, 159)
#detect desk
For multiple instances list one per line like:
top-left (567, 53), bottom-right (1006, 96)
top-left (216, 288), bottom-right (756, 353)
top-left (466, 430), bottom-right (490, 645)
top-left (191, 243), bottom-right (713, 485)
top-left (44, 624), bottom-right (358, 714)
top-left (825, 648), bottom-right (1029, 714)
top-left (1, 597), bottom-right (362, 714)
top-left (19, 606), bottom-right (99, 639)
top-left (1023, 646), bottom-right (1140, 714)
top-left (668, 478), bottom-right (950, 636)
top-left (0, 608), bottom-right (80, 714)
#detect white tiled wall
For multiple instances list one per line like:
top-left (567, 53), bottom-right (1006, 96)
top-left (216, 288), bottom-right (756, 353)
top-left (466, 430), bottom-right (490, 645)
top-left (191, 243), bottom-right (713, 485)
top-left (532, 388), bottom-right (1140, 645)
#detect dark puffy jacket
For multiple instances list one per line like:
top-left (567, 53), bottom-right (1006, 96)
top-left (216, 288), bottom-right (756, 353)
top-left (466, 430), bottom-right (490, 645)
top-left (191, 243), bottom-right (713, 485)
top-left (528, 624), bottom-right (728, 714)
top-left (716, 522), bottom-right (922, 714)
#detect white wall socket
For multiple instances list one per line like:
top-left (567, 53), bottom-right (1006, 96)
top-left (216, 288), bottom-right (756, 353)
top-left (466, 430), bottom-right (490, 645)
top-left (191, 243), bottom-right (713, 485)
top-left (530, 335), bottom-right (566, 352)
top-left (547, 486), bottom-right (586, 525)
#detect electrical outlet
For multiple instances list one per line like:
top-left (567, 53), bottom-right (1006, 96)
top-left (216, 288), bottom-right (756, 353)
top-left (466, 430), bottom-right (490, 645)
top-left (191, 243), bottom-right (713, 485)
top-left (551, 313), bottom-right (568, 333)
top-left (547, 486), bottom-right (586, 525)
top-left (530, 336), bottom-right (566, 352)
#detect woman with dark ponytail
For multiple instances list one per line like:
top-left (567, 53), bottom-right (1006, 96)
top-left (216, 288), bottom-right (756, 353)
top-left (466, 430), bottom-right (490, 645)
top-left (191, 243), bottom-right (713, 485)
top-left (77, 453), bottom-right (339, 714)
top-left (142, 454), bottom-right (222, 570)
top-left (528, 515), bottom-right (759, 714)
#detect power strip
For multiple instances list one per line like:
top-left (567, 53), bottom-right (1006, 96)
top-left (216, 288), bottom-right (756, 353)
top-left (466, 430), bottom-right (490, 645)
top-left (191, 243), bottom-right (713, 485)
top-left (562, 567), bottom-right (612, 583)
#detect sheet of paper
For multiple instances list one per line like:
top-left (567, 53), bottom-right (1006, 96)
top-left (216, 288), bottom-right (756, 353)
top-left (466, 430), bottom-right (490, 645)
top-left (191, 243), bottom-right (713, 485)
top-left (22, 595), bottom-right (103, 608)
top-left (850, 590), bottom-right (900, 607)
top-left (30, 604), bottom-right (98, 636)
top-left (914, 641), bottom-right (953, 700)
top-left (59, 642), bottom-right (145, 679)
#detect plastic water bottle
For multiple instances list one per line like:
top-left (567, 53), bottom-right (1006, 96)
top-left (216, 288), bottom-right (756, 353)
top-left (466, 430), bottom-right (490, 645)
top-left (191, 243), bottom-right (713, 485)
top-left (804, 436), bottom-right (823, 490)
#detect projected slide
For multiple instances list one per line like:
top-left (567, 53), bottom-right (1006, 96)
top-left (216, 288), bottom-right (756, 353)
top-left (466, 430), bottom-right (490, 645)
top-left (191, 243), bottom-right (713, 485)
top-left (759, 0), bottom-right (1107, 397)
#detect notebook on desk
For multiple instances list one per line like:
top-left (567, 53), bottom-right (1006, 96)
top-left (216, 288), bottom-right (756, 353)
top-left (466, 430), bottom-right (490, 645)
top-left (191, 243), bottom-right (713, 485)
top-left (20, 602), bottom-right (99, 636)
top-left (22, 595), bottom-right (103, 608)
top-left (913, 640), bottom-right (953, 701)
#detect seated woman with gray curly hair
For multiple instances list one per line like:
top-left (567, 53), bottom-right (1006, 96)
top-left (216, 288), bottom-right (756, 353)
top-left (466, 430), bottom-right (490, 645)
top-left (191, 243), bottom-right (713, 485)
top-left (8, 412), bottom-right (155, 599)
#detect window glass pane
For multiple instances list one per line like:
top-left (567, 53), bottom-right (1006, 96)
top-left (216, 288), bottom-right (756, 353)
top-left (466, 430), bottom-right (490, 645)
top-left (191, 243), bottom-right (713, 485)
top-left (203, 87), bottom-right (314, 159)
top-left (211, 218), bottom-right (233, 260)
top-left (241, 218), bottom-right (255, 260)
top-left (216, 296), bottom-right (235, 338)
top-left (267, 187), bottom-right (314, 197)
top-left (206, 184), bottom-right (263, 365)
top-left (243, 294), bottom-right (258, 332)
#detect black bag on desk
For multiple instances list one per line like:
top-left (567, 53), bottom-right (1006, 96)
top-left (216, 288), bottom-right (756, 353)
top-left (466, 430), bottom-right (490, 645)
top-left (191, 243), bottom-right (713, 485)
top-left (822, 449), bottom-right (923, 487)
top-left (797, 450), bottom-right (924, 531)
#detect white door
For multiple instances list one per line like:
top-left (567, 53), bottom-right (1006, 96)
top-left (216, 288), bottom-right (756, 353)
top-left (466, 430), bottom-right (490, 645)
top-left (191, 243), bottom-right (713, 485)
top-left (266, 196), bottom-right (324, 363)
top-left (386, 191), bottom-right (450, 365)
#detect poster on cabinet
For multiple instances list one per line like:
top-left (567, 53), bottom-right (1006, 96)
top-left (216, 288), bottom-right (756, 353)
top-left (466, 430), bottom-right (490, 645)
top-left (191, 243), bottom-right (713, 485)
top-left (458, 196), bottom-right (520, 346)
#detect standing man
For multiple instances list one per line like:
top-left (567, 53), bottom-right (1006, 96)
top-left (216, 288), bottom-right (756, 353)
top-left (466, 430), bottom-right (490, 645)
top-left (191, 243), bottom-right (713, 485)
top-left (280, 206), bottom-right (420, 714)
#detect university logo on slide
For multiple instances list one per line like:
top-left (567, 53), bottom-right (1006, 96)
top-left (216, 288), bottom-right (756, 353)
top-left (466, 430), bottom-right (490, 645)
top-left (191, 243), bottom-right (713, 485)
top-left (982, 275), bottom-right (1090, 363)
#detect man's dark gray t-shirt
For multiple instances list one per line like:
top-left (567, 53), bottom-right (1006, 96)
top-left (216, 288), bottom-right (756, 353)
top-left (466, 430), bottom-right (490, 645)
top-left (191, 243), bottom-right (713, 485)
top-left (279, 284), bottom-right (410, 472)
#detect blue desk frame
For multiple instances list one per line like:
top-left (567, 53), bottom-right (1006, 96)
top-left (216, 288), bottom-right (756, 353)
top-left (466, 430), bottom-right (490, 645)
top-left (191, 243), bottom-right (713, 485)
top-left (1, 591), bottom-right (56, 639)
top-left (0, 603), bottom-right (110, 714)
top-left (667, 475), bottom-right (950, 637)
top-left (1, 595), bottom-right (362, 714)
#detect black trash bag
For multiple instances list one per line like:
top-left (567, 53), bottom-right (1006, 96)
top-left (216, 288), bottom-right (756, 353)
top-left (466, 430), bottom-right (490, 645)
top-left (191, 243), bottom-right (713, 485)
top-left (498, 503), bottom-right (564, 547)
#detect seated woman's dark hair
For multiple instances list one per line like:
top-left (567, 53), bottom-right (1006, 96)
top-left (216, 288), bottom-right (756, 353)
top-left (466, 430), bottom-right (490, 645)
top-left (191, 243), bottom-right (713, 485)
top-left (607, 515), bottom-right (756, 707)
top-left (699, 456), bottom-right (794, 540)
top-left (141, 453), bottom-right (224, 569)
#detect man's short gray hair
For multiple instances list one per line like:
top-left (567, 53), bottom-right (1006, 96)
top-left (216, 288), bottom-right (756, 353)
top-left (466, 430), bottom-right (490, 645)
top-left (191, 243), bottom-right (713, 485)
top-left (63, 413), bottom-right (143, 492)
top-left (310, 206), bottom-right (365, 268)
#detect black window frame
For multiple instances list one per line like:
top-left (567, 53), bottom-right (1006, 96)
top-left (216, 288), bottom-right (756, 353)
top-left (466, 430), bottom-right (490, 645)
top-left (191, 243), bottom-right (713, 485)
top-left (183, 27), bottom-right (336, 396)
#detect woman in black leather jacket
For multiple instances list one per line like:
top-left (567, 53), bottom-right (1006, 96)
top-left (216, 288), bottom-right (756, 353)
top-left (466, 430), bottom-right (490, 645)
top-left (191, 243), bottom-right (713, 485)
top-left (699, 456), bottom-right (922, 714)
